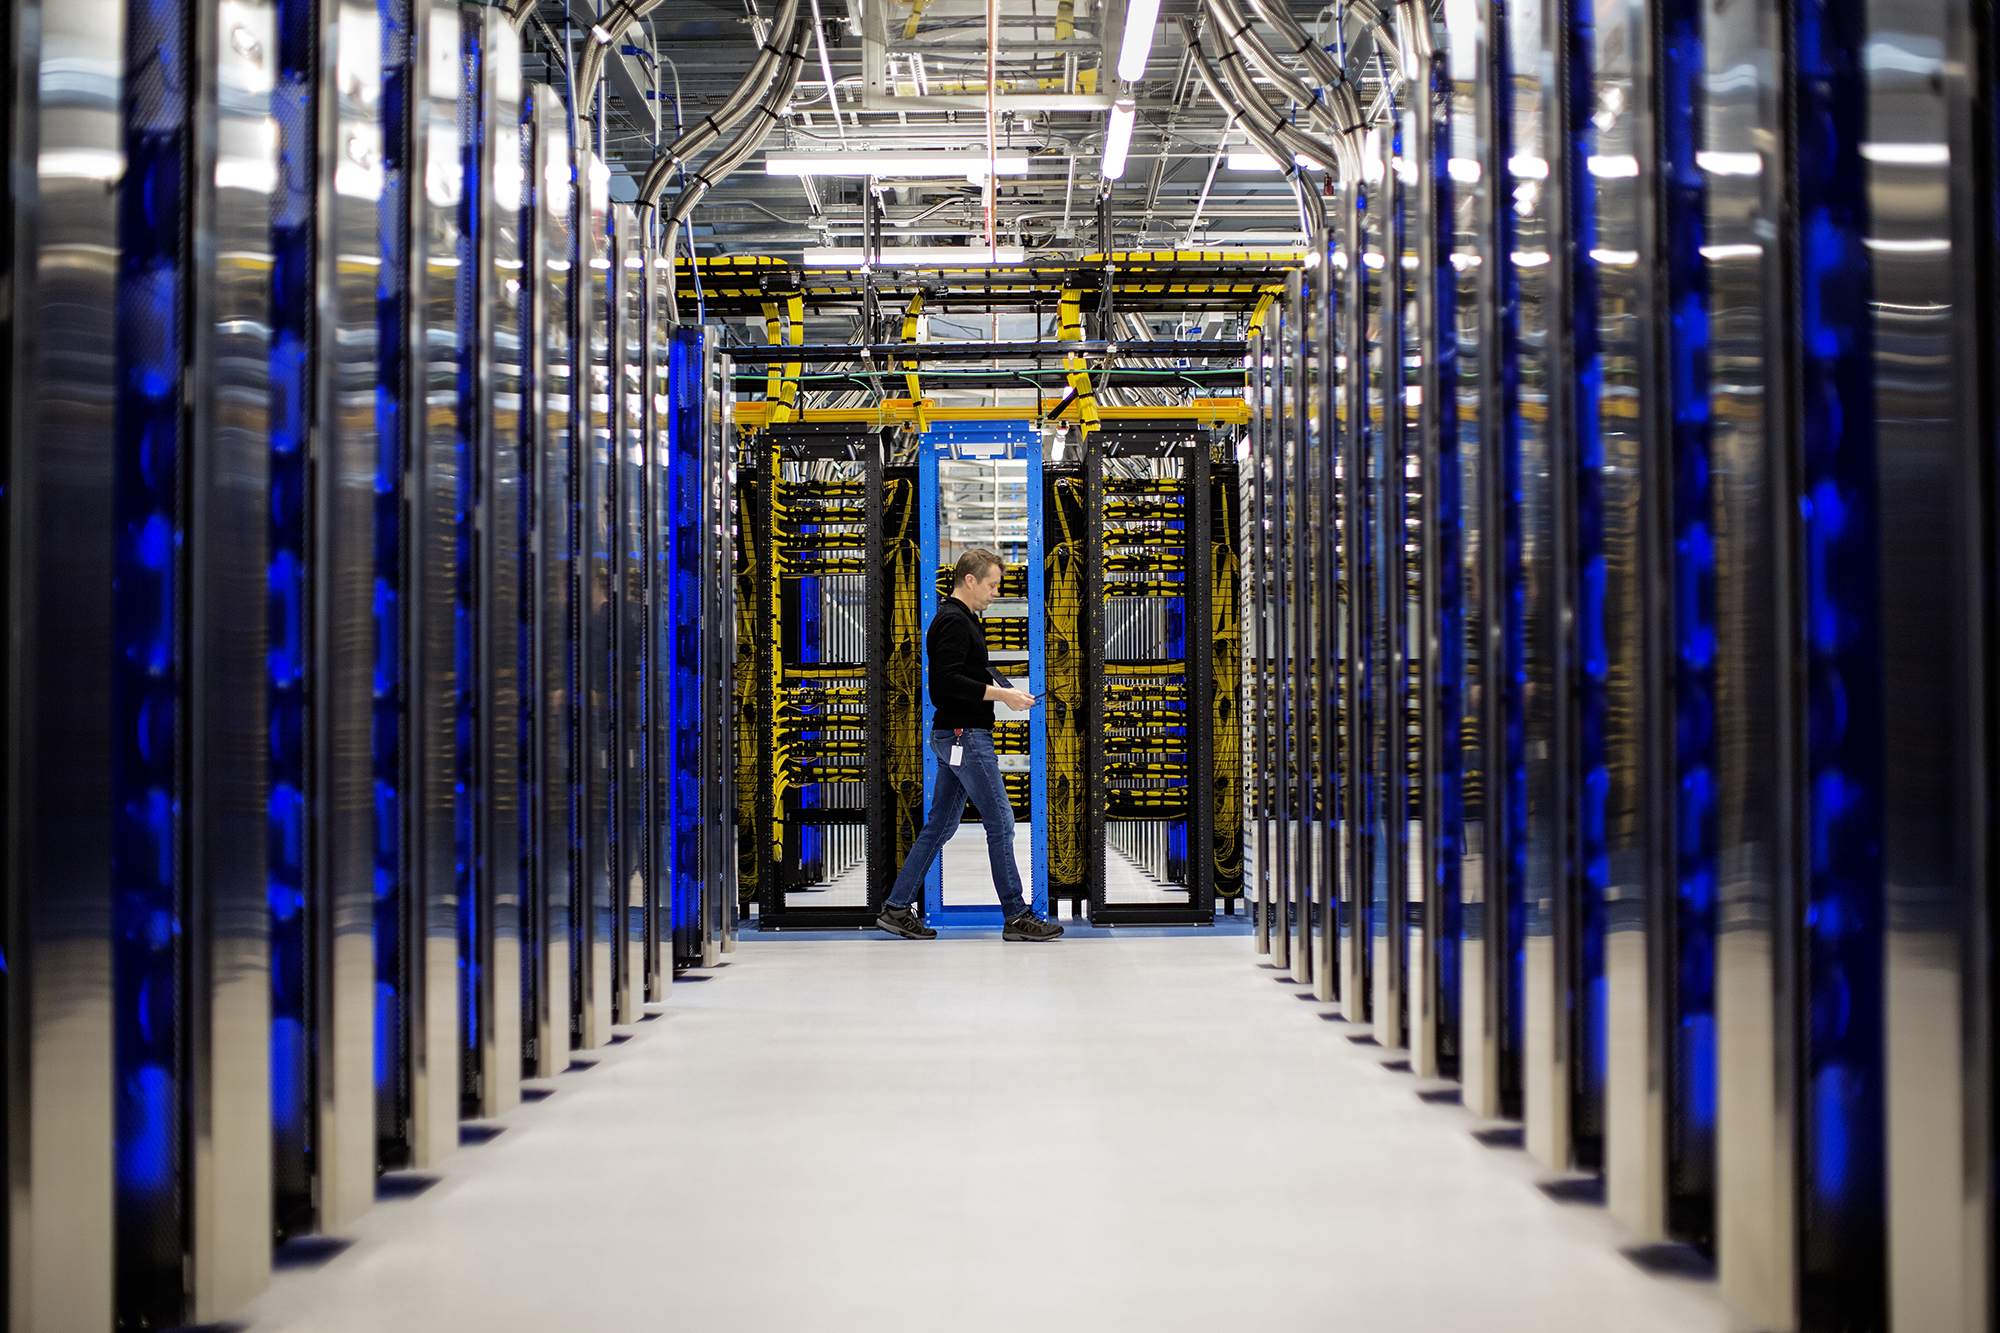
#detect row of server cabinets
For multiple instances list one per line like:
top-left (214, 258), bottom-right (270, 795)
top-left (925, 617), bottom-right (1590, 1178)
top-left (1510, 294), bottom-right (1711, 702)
top-left (737, 418), bottom-right (1245, 929)
top-left (1, 1), bottom-right (737, 1327)
top-left (1250, 0), bottom-right (1995, 1330)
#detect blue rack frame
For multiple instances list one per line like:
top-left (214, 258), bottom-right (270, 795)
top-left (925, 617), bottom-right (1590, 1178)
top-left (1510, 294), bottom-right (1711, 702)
top-left (916, 421), bottom-right (1046, 927)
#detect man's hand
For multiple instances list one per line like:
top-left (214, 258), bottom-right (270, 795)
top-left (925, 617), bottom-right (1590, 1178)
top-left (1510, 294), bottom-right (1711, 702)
top-left (996, 688), bottom-right (1038, 712)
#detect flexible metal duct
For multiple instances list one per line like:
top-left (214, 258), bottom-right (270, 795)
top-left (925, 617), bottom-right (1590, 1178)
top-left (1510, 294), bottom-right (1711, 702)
top-left (1206, 0), bottom-right (1353, 147)
top-left (572, 0), bottom-right (668, 107)
top-left (635, 0), bottom-right (804, 204)
top-left (1193, 7), bottom-right (1355, 181)
top-left (1177, 18), bottom-right (1325, 242)
top-left (662, 19), bottom-right (810, 321)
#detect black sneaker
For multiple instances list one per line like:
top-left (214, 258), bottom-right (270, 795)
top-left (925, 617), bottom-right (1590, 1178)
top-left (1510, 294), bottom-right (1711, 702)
top-left (876, 905), bottom-right (937, 940)
top-left (1003, 913), bottom-right (1064, 942)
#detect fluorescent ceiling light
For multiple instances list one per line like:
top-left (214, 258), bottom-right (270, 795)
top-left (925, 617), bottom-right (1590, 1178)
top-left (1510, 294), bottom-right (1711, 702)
top-left (802, 246), bottom-right (1027, 266)
top-left (1227, 151), bottom-right (1280, 171)
top-left (1102, 99), bottom-right (1137, 181)
top-left (1117, 0), bottom-right (1161, 82)
top-left (766, 152), bottom-right (1031, 177)
top-left (1860, 141), bottom-right (1949, 165)
top-left (1695, 150), bottom-right (1762, 176)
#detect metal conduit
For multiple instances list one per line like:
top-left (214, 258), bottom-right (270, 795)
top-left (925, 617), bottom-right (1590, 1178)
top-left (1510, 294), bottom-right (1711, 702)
top-left (635, 0), bottom-right (805, 205)
top-left (661, 21), bottom-right (811, 321)
top-left (1206, 0), bottom-right (1345, 141)
top-left (1204, 8), bottom-right (1354, 180)
top-left (573, 0), bottom-right (669, 108)
top-left (1177, 18), bottom-right (1329, 241)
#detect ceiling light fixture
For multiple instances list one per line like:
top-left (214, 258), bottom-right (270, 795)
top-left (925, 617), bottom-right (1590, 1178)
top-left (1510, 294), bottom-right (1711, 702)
top-left (1101, 99), bottom-right (1137, 181)
top-left (1227, 151), bottom-right (1279, 171)
top-left (1116, 0), bottom-right (1161, 82)
top-left (765, 152), bottom-right (1032, 177)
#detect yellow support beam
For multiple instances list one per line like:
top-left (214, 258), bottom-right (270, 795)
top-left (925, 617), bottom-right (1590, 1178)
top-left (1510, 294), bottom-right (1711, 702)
top-left (734, 397), bottom-right (1249, 431)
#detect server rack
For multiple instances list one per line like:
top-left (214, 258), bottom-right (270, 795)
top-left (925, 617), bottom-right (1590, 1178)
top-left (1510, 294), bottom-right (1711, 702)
top-left (665, 325), bottom-right (739, 969)
top-left (1083, 424), bottom-right (1227, 927)
top-left (1040, 461), bottom-right (1089, 919)
top-left (1240, 0), bottom-right (2000, 1325)
top-left (461, 1), bottom-right (526, 1125)
top-left (609, 203), bottom-right (646, 1025)
top-left (3, 10), bottom-right (747, 1323)
top-left (747, 420), bottom-right (904, 930)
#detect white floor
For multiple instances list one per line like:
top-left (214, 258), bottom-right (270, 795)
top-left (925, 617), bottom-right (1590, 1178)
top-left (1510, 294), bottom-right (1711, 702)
top-left (237, 934), bottom-right (1741, 1333)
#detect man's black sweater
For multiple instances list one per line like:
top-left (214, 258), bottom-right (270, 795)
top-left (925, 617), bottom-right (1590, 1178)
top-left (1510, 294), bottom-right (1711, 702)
top-left (927, 596), bottom-right (995, 731)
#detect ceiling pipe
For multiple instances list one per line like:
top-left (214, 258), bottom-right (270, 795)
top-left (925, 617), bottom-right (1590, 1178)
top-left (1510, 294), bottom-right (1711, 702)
top-left (1207, 0), bottom-right (1364, 160)
top-left (1194, 7), bottom-right (1354, 181)
top-left (1206, 0), bottom-right (1338, 136)
top-left (635, 0), bottom-right (805, 205)
top-left (571, 0), bottom-right (665, 106)
top-left (659, 20), bottom-right (810, 320)
top-left (1394, 0), bottom-right (1434, 67)
top-left (1176, 18), bottom-right (1324, 242)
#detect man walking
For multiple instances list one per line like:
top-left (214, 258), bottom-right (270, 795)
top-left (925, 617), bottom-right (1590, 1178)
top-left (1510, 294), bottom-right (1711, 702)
top-left (876, 549), bottom-right (1063, 941)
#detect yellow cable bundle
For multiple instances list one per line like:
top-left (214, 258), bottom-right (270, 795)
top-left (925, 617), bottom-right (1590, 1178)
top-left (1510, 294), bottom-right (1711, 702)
top-left (1055, 287), bottom-right (1099, 435)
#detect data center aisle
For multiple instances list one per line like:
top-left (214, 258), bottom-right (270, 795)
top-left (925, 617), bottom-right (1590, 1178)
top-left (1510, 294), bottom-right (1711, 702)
top-left (237, 937), bottom-right (1735, 1333)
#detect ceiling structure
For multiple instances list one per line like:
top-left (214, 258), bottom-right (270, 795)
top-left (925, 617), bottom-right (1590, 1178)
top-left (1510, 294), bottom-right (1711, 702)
top-left (520, 0), bottom-right (1414, 270)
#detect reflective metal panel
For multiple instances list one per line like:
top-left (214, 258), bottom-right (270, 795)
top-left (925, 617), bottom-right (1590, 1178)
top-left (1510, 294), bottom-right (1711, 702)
top-left (315, 0), bottom-right (383, 1230)
top-left (405, 0), bottom-right (464, 1166)
top-left (1873, 0), bottom-right (1990, 1328)
top-left (373, 0), bottom-right (412, 1172)
top-left (1247, 328), bottom-right (1272, 955)
top-left (190, 0), bottom-right (277, 1313)
top-left (14, 0), bottom-right (121, 1320)
top-left (574, 149), bottom-right (613, 1048)
top-left (1374, 116), bottom-right (1409, 1052)
top-left (521, 87), bottom-right (572, 1079)
top-left (465, 4), bottom-right (524, 1119)
top-left (1704, 0), bottom-right (1800, 1319)
top-left (611, 205), bottom-right (646, 1025)
top-left (1268, 293), bottom-right (1291, 972)
top-left (1337, 181), bottom-right (1368, 1024)
top-left (1286, 270), bottom-right (1313, 987)
top-left (1452, 0), bottom-right (1500, 1119)
top-left (1415, 21), bottom-right (1461, 1084)
top-left (1417, 24), bottom-right (1463, 1083)
top-left (1595, 0), bottom-right (1671, 1239)
top-left (1313, 253), bottom-right (1339, 1005)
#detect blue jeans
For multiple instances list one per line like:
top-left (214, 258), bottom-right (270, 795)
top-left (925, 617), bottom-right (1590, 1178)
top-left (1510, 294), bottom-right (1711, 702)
top-left (886, 729), bottom-right (1028, 918)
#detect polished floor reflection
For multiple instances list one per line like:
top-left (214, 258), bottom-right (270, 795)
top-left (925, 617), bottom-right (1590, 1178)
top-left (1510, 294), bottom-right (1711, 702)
top-left (236, 930), bottom-right (1735, 1333)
